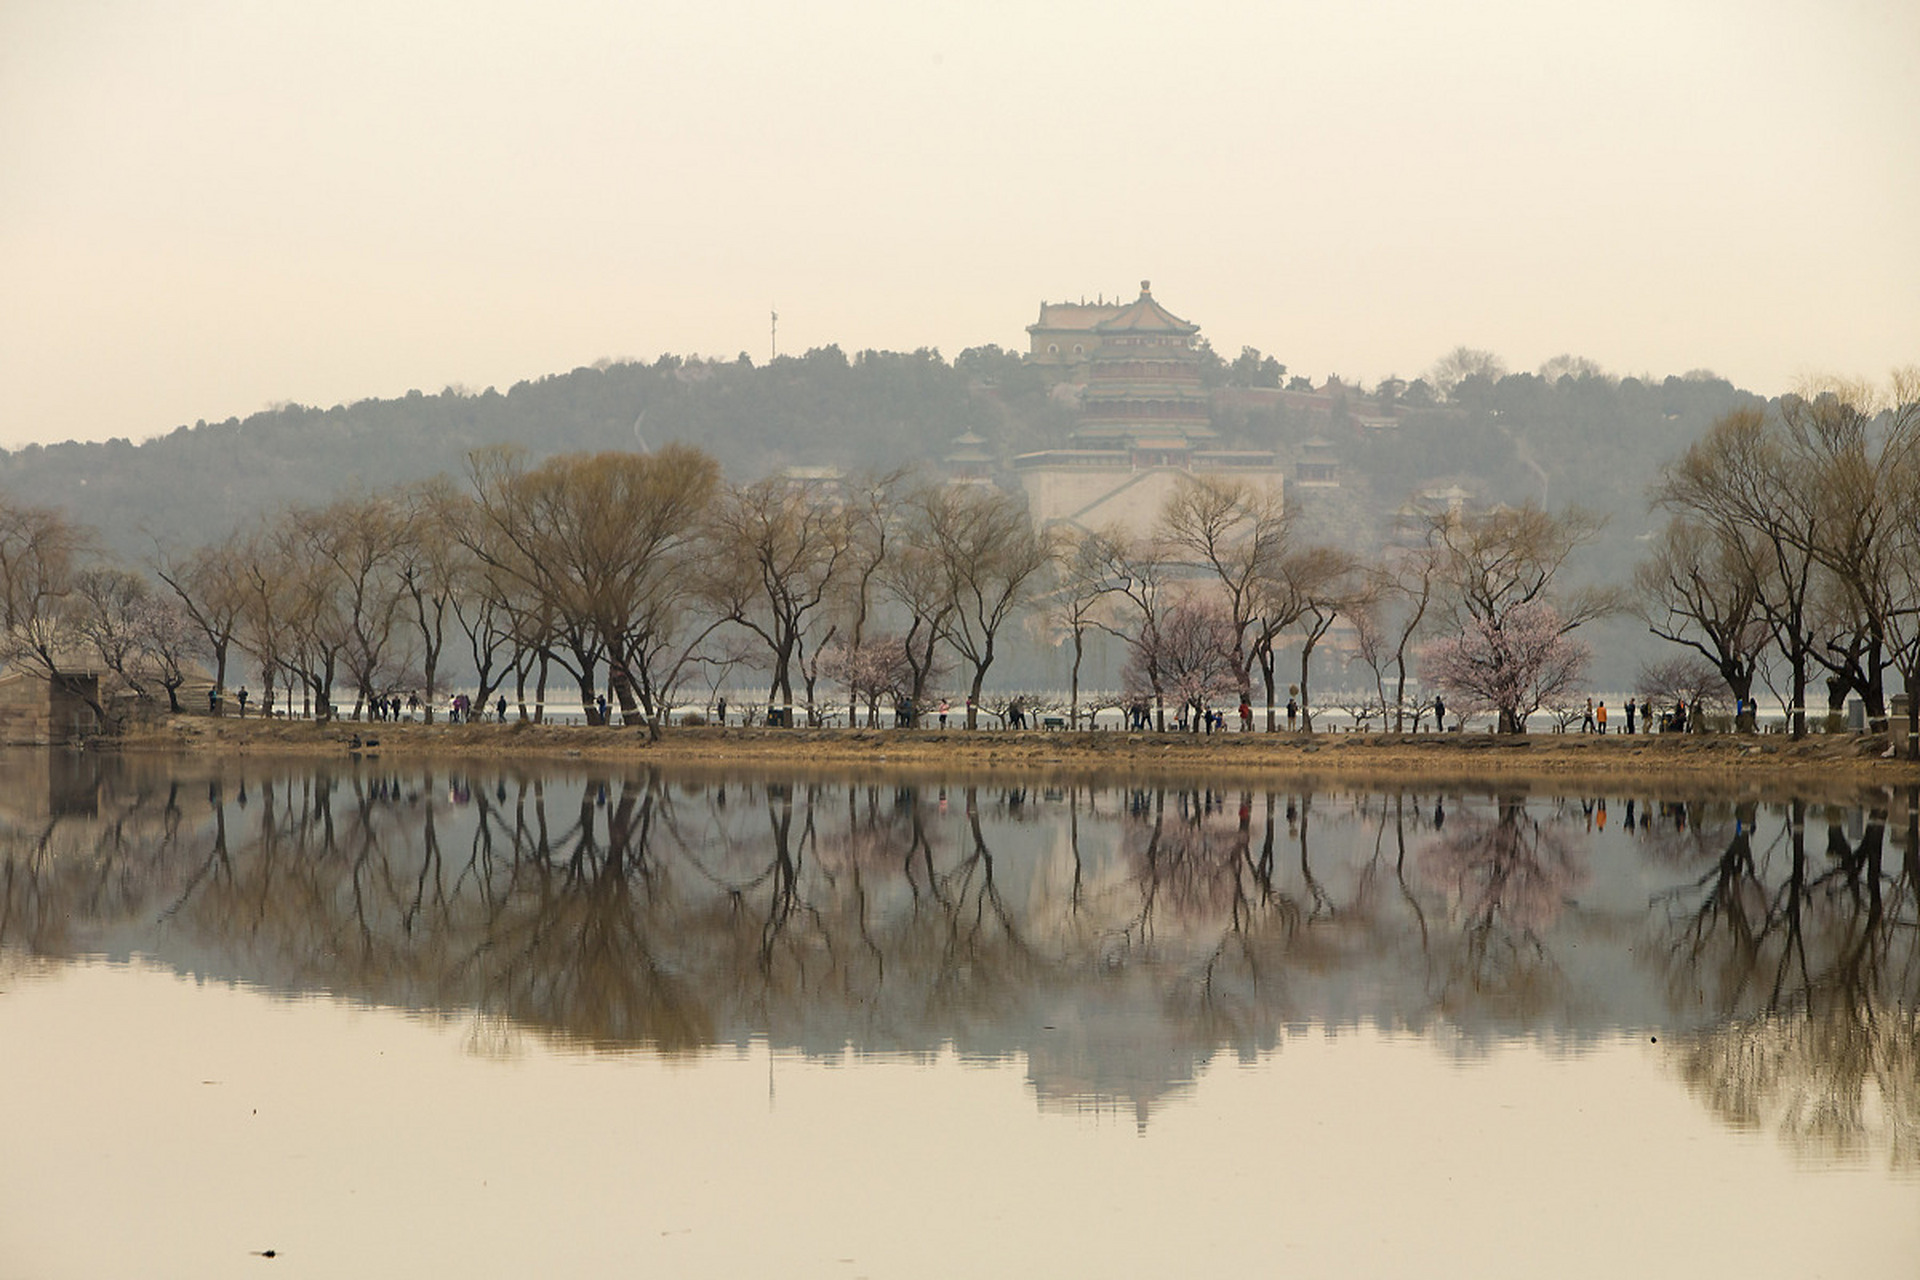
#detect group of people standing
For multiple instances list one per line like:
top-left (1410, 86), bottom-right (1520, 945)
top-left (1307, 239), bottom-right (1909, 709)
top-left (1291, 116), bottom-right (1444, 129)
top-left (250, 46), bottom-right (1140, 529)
top-left (447, 693), bottom-right (510, 723)
top-left (1579, 696), bottom-right (1692, 734)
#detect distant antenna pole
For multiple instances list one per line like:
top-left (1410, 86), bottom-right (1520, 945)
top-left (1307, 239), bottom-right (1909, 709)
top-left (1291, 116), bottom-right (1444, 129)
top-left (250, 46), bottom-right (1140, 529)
top-left (770, 308), bottom-right (778, 362)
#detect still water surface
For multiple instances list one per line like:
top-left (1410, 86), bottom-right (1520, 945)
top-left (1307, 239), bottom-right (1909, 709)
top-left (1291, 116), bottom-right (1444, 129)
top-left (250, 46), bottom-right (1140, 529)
top-left (0, 752), bottom-right (1914, 1278)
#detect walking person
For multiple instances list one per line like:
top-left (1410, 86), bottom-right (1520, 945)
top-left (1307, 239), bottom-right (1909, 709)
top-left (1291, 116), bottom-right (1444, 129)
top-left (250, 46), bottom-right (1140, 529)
top-left (1433, 694), bottom-right (1446, 733)
top-left (1625, 697), bottom-right (1637, 735)
top-left (1286, 696), bottom-right (1298, 731)
top-left (237, 686), bottom-right (249, 718)
top-left (939, 698), bottom-right (950, 729)
top-left (1581, 698), bottom-right (1596, 733)
top-left (1597, 701), bottom-right (1608, 734)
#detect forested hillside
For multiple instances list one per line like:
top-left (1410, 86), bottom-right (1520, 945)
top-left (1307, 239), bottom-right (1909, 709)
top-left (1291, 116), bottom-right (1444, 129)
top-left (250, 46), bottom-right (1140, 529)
top-left (0, 341), bottom-right (1755, 643)
top-left (0, 345), bottom-right (1066, 559)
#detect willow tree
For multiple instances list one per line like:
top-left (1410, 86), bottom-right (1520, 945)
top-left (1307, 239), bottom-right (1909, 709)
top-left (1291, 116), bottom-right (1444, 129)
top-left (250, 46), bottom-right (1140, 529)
top-left (706, 475), bottom-right (857, 725)
top-left (0, 498), bottom-right (92, 695)
top-left (153, 533), bottom-right (248, 698)
top-left (1795, 372), bottom-right (1920, 755)
top-left (457, 445), bottom-right (720, 733)
top-left (1633, 517), bottom-right (1769, 725)
top-left (1655, 407), bottom-right (1826, 738)
top-left (296, 494), bottom-right (412, 718)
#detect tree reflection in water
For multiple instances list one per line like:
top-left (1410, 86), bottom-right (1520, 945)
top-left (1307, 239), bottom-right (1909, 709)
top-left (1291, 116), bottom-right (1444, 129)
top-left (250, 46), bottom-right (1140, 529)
top-left (1650, 789), bottom-right (1920, 1169)
top-left (1415, 793), bottom-right (1589, 1018)
top-left (0, 756), bottom-right (1913, 1146)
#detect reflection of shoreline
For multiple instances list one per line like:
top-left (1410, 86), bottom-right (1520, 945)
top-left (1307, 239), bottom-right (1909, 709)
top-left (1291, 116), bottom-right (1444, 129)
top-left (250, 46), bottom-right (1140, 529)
top-left (3, 756), bottom-right (1914, 1142)
top-left (1677, 1005), bottom-right (1920, 1172)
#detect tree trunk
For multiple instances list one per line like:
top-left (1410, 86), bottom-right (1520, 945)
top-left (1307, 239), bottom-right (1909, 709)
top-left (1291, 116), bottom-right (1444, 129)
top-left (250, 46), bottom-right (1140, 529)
top-left (1298, 643), bottom-right (1315, 732)
top-left (1069, 628), bottom-right (1083, 729)
top-left (1906, 672), bottom-right (1919, 761)
top-left (315, 656), bottom-right (336, 722)
top-left (609, 662), bottom-right (641, 724)
top-left (1789, 644), bottom-right (1808, 739)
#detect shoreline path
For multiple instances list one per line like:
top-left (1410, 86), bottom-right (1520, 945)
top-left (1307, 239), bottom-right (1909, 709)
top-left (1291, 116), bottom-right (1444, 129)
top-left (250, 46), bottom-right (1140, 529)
top-left (113, 716), bottom-right (1920, 792)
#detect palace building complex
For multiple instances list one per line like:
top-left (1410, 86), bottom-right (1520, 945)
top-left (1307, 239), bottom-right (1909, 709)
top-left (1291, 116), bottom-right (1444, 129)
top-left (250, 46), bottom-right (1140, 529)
top-left (1009, 282), bottom-right (1285, 536)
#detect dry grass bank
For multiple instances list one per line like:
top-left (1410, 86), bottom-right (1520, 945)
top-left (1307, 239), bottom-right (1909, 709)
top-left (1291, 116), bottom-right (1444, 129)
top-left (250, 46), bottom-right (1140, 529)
top-left (116, 713), bottom-right (1920, 793)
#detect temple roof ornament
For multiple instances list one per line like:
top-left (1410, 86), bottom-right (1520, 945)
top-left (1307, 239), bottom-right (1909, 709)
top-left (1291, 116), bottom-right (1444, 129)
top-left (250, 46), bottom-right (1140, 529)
top-left (1092, 281), bottom-right (1199, 337)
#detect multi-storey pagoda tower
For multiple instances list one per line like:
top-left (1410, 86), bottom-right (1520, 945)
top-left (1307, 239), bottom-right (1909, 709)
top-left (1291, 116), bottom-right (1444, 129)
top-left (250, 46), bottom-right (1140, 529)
top-left (1074, 280), bottom-right (1216, 461)
top-left (1012, 281), bottom-right (1281, 537)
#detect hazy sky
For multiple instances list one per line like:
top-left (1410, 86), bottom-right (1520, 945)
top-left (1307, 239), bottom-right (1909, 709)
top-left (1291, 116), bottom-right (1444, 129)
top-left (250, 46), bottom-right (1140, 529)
top-left (3, 0), bottom-right (1916, 449)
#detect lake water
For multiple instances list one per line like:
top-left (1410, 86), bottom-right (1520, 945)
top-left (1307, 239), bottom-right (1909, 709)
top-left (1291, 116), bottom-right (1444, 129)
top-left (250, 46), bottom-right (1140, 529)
top-left (1, 751), bottom-right (1914, 1278)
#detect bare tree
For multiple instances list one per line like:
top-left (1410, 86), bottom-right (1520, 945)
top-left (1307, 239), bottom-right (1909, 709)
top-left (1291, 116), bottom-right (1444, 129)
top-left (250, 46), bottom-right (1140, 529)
top-left (0, 497), bottom-right (90, 670)
top-left (152, 533), bottom-right (247, 696)
top-left (707, 475), bottom-right (856, 724)
top-left (231, 523), bottom-right (300, 718)
top-left (830, 469), bottom-right (908, 723)
top-left (912, 485), bottom-right (1057, 729)
top-left (69, 567), bottom-right (201, 711)
top-left (1655, 407), bottom-right (1823, 738)
top-left (1428, 346), bottom-right (1507, 401)
top-left (266, 507), bottom-right (354, 722)
top-left (878, 533), bottom-right (954, 725)
top-left (1157, 475), bottom-right (1289, 708)
top-left (299, 494), bottom-right (412, 718)
top-left (1084, 529), bottom-right (1177, 730)
top-left (1633, 517), bottom-right (1769, 724)
top-left (1636, 655), bottom-right (1731, 730)
top-left (456, 445), bottom-right (720, 732)
top-left (1122, 595), bottom-right (1238, 731)
top-left (392, 480), bottom-right (470, 719)
top-left (1252, 543), bottom-right (1357, 731)
top-left (1046, 529), bottom-right (1130, 729)
top-left (1801, 370), bottom-right (1920, 754)
top-left (1292, 556), bottom-right (1367, 733)
top-left (1363, 520), bottom-right (1444, 731)
top-left (1428, 501), bottom-right (1617, 733)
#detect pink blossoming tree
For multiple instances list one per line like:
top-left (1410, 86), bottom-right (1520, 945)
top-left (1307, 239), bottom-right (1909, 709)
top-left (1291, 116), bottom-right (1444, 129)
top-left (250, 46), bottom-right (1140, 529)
top-left (1418, 600), bottom-right (1589, 733)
